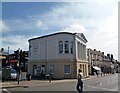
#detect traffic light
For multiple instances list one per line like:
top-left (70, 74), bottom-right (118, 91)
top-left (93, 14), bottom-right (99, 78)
top-left (22, 51), bottom-right (26, 59)
top-left (111, 54), bottom-right (113, 61)
top-left (19, 50), bottom-right (26, 62)
top-left (20, 50), bottom-right (23, 62)
top-left (14, 50), bottom-right (19, 59)
top-left (20, 51), bottom-right (26, 72)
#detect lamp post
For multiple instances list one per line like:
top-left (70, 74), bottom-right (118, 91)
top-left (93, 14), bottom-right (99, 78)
top-left (90, 52), bottom-right (92, 75)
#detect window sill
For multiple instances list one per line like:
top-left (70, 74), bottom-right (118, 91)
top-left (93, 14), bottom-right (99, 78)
top-left (64, 73), bottom-right (71, 74)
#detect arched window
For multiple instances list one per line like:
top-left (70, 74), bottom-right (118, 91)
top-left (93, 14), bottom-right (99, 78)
top-left (59, 41), bottom-right (63, 53)
top-left (65, 41), bottom-right (69, 53)
top-left (70, 42), bottom-right (73, 54)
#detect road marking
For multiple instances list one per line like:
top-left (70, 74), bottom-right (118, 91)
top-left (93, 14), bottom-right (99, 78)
top-left (3, 89), bottom-right (7, 91)
top-left (87, 86), bottom-right (117, 91)
top-left (2, 88), bottom-right (12, 93)
top-left (99, 83), bottom-right (102, 85)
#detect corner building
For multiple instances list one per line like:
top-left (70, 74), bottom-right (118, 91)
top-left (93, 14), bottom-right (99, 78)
top-left (28, 32), bottom-right (88, 79)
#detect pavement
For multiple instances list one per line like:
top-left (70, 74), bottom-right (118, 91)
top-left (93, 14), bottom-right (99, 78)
top-left (1, 74), bottom-right (111, 89)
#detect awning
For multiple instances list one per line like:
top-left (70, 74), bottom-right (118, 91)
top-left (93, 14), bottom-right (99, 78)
top-left (93, 66), bottom-right (101, 71)
top-left (9, 60), bottom-right (18, 63)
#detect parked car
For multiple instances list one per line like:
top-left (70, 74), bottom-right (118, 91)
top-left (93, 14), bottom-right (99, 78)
top-left (2, 68), bottom-right (17, 81)
top-left (10, 69), bottom-right (17, 80)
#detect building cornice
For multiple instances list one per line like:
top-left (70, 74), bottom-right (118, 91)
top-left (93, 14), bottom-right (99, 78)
top-left (28, 32), bottom-right (75, 42)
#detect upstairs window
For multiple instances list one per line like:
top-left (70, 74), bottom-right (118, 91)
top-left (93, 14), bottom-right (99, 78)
top-left (70, 42), bottom-right (73, 54)
top-left (65, 41), bottom-right (69, 53)
top-left (59, 41), bottom-right (63, 53)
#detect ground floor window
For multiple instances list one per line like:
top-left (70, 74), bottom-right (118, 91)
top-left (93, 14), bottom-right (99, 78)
top-left (41, 65), bottom-right (45, 74)
top-left (49, 64), bottom-right (54, 74)
top-left (33, 65), bottom-right (45, 76)
top-left (33, 65), bottom-right (37, 76)
top-left (64, 65), bottom-right (71, 74)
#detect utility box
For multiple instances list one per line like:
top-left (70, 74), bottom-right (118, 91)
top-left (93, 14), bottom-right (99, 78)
top-left (21, 72), bottom-right (27, 80)
top-left (2, 68), bottom-right (11, 80)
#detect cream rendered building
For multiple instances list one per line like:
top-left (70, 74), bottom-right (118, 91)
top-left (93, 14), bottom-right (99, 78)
top-left (28, 32), bottom-right (88, 79)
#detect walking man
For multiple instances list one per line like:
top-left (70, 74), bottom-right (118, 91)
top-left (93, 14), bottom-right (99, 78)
top-left (76, 69), bottom-right (83, 93)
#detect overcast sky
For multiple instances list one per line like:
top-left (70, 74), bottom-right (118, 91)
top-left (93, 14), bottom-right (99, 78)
top-left (1, 0), bottom-right (119, 60)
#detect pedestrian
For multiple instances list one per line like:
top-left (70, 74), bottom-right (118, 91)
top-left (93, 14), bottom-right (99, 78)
top-left (95, 70), bottom-right (98, 77)
top-left (49, 70), bottom-right (52, 82)
top-left (41, 70), bottom-right (44, 80)
top-left (76, 69), bottom-right (83, 93)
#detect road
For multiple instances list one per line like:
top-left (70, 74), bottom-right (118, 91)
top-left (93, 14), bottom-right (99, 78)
top-left (5, 73), bottom-right (119, 93)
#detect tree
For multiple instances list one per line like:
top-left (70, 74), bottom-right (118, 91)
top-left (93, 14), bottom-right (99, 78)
top-left (107, 54), bottom-right (110, 59)
top-left (111, 54), bottom-right (113, 61)
top-left (1, 48), bottom-right (4, 52)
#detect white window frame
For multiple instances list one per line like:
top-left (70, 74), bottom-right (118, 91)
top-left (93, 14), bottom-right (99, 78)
top-left (59, 41), bottom-right (63, 53)
top-left (70, 42), bottom-right (73, 54)
top-left (64, 65), bottom-right (71, 74)
top-left (65, 41), bottom-right (69, 53)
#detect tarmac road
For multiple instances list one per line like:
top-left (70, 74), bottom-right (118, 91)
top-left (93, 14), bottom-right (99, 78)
top-left (5, 73), bottom-right (119, 93)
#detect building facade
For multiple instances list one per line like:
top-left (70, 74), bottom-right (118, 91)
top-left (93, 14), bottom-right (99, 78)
top-left (28, 32), bottom-right (88, 79)
top-left (87, 48), bottom-right (115, 75)
top-left (0, 50), bottom-right (8, 68)
top-left (87, 48), bottom-right (103, 75)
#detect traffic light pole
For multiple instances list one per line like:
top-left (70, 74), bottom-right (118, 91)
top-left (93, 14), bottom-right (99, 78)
top-left (17, 48), bottom-right (20, 85)
top-left (7, 46), bottom-right (9, 66)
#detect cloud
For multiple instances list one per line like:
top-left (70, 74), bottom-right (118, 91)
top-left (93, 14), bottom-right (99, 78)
top-left (36, 20), bottom-right (48, 30)
top-left (2, 35), bottom-right (29, 51)
top-left (42, 2), bottom-right (118, 59)
top-left (2, 19), bottom-right (48, 36)
top-left (2, 0), bottom-right (119, 3)
top-left (2, 1), bottom-right (119, 60)
top-left (36, 20), bottom-right (44, 27)
top-left (0, 20), bottom-right (10, 33)
top-left (4, 19), bottom-right (36, 31)
top-left (28, 35), bottom-right (40, 40)
top-left (37, 2), bottom-right (118, 34)
top-left (61, 23), bottom-right (86, 33)
top-left (87, 5), bottom-right (118, 59)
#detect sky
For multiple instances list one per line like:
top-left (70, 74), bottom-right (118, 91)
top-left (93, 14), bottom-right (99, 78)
top-left (1, 0), bottom-right (119, 60)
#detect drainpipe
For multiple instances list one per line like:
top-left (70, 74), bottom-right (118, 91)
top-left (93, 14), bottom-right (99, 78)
top-left (45, 37), bottom-right (47, 75)
top-left (73, 34), bottom-right (77, 78)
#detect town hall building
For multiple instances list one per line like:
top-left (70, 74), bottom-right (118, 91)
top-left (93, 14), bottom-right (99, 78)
top-left (28, 32), bottom-right (88, 79)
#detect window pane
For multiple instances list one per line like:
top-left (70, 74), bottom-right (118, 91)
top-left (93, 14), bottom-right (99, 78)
top-left (59, 41), bottom-right (63, 53)
top-left (65, 41), bottom-right (69, 53)
top-left (71, 42), bottom-right (73, 54)
top-left (49, 64), bottom-right (54, 74)
top-left (64, 65), bottom-right (71, 74)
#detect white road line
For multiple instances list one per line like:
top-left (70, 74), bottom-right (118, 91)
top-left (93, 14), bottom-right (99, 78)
top-left (99, 83), bottom-right (102, 85)
top-left (99, 80), bottom-right (110, 86)
top-left (3, 89), bottom-right (7, 91)
top-left (2, 89), bottom-right (12, 93)
top-left (87, 86), bottom-right (117, 91)
top-left (0, 89), bottom-right (7, 93)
